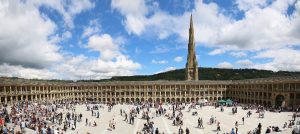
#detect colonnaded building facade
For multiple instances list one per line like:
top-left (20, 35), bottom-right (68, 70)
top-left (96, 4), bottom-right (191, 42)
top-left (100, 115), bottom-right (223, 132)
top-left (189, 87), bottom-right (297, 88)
top-left (0, 15), bottom-right (300, 109)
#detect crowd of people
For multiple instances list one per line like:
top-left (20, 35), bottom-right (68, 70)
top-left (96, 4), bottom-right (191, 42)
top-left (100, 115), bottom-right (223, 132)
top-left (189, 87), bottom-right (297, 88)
top-left (0, 100), bottom-right (299, 134)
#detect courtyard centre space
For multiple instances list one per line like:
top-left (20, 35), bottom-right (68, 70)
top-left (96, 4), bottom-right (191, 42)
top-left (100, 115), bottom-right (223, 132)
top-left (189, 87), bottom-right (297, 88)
top-left (16, 103), bottom-right (295, 134)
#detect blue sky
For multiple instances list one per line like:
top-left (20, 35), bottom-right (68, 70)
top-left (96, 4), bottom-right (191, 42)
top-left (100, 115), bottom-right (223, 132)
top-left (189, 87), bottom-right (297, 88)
top-left (0, 0), bottom-right (300, 80)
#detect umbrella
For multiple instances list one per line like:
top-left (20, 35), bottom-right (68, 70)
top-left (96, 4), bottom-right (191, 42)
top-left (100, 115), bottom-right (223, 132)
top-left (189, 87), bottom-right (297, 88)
top-left (226, 99), bottom-right (233, 105)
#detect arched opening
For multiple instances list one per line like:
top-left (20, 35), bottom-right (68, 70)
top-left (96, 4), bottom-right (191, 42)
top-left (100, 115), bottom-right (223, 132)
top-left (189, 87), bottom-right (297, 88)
top-left (186, 98), bottom-right (190, 103)
top-left (191, 98), bottom-right (195, 103)
top-left (126, 98), bottom-right (130, 103)
top-left (161, 98), bottom-right (165, 103)
top-left (141, 98), bottom-right (145, 102)
top-left (28, 95), bottom-right (31, 101)
top-left (156, 98), bottom-right (160, 103)
top-left (121, 98), bottom-right (125, 103)
top-left (275, 95), bottom-right (285, 108)
top-left (171, 98), bottom-right (175, 103)
top-left (148, 98), bottom-right (153, 103)
top-left (166, 98), bottom-right (170, 103)
top-left (131, 98), bottom-right (134, 102)
top-left (1, 97), bottom-right (4, 103)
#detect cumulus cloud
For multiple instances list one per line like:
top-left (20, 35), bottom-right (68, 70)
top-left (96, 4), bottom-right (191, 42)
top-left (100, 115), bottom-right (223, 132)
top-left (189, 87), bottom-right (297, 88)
top-left (82, 19), bottom-right (101, 38)
top-left (54, 54), bottom-right (141, 80)
top-left (111, 0), bottom-right (148, 35)
top-left (252, 48), bottom-right (300, 71)
top-left (86, 34), bottom-right (121, 61)
top-left (155, 66), bottom-right (176, 74)
top-left (236, 59), bottom-right (253, 67)
top-left (0, 0), bottom-right (62, 69)
top-left (235, 0), bottom-right (269, 11)
top-left (217, 62), bottom-right (233, 69)
top-left (0, 0), bottom-right (141, 80)
top-left (36, 0), bottom-right (95, 28)
top-left (0, 63), bottom-right (58, 79)
top-left (174, 56), bottom-right (183, 62)
top-left (208, 49), bottom-right (226, 55)
top-left (229, 51), bottom-right (247, 58)
top-left (152, 59), bottom-right (168, 64)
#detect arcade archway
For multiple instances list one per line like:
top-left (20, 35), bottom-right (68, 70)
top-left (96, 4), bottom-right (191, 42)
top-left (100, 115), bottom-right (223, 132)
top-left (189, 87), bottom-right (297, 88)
top-left (275, 95), bottom-right (285, 108)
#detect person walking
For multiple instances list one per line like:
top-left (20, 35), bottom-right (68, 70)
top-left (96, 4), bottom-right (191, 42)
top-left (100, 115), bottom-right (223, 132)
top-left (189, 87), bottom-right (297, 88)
top-left (235, 121), bottom-right (238, 133)
top-left (217, 121), bottom-right (221, 131)
top-left (198, 117), bottom-right (204, 129)
top-left (257, 123), bottom-right (262, 134)
top-left (231, 128), bottom-right (235, 134)
top-left (242, 117), bottom-right (244, 125)
top-left (155, 128), bottom-right (159, 134)
top-left (178, 126), bottom-right (183, 134)
top-left (186, 127), bottom-right (190, 134)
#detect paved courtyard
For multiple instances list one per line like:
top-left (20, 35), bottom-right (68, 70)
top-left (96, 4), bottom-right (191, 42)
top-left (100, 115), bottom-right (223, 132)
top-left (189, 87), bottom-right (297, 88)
top-left (20, 103), bottom-right (294, 134)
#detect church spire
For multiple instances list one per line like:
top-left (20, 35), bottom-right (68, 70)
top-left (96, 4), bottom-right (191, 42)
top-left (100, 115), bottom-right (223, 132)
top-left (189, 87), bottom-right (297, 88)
top-left (190, 13), bottom-right (193, 29)
top-left (186, 13), bottom-right (198, 81)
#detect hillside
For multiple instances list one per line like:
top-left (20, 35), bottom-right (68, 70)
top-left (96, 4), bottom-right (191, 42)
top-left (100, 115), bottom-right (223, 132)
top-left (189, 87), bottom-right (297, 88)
top-left (79, 67), bottom-right (300, 82)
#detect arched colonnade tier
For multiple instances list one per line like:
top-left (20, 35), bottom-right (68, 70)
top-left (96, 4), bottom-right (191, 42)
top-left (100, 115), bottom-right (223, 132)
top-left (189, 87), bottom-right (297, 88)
top-left (0, 76), bottom-right (300, 108)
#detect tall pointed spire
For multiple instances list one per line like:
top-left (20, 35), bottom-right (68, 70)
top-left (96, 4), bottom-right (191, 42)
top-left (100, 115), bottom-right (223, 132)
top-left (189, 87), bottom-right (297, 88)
top-left (186, 13), bottom-right (199, 81)
top-left (190, 13), bottom-right (193, 29)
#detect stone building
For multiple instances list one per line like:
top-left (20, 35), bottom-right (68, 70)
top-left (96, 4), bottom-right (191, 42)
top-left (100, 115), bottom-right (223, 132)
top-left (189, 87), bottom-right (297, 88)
top-left (0, 76), bottom-right (300, 109)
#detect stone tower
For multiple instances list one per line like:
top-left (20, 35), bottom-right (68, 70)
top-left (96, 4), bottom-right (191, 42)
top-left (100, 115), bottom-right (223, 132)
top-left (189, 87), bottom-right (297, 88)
top-left (186, 14), bottom-right (199, 80)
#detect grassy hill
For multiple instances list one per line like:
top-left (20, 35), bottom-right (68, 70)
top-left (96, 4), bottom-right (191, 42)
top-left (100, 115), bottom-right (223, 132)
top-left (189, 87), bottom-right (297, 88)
top-left (78, 67), bottom-right (300, 82)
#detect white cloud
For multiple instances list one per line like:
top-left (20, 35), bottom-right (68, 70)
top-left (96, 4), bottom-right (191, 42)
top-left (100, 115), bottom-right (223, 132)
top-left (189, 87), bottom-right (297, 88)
top-left (36, 0), bottom-right (95, 28)
top-left (174, 56), bottom-right (183, 62)
top-left (229, 51), bottom-right (247, 58)
top-left (155, 66), bottom-right (176, 74)
top-left (86, 34), bottom-right (121, 61)
top-left (78, 33), bottom-right (141, 79)
top-left (0, 0), bottom-right (141, 80)
top-left (82, 19), bottom-right (101, 38)
top-left (236, 59), bottom-right (253, 67)
top-left (152, 59), bottom-right (168, 64)
top-left (54, 54), bottom-right (141, 80)
top-left (150, 45), bottom-right (172, 54)
top-left (235, 0), bottom-right (268, 11)
top-left (0, 0), bottom-right (62, 69)
top-left (252, 48), bottom-right (300, 71)
top-left (217, 62), bottom-right (233, 68)
top-left (111, 0), bottom-right (148, 35)
top-left (111, 0), bottom-right (148, 16)
top-left (164, 67), bottom-right (176, 71)
top-left (0, 63), bottom-right (58, 79)
top-left (208, 49), bottom-right (226, 55)
top-left (62, 31), bottom-right (72, 39)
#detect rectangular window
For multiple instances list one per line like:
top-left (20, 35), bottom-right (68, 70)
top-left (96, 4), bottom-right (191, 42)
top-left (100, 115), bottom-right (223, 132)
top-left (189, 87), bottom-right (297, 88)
top-left (296, 94), bottom-right (300, 99)
top-left (290, 93), bottom-right (294, 99)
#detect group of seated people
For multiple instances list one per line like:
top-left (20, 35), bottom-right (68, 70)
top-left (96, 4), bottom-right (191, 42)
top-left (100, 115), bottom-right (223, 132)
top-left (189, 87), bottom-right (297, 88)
top-left (173, 116), bottom-right (183, 126)
top-left (265, 126), bottom-right (282, 133)
top-left (192, 111), bottom-right (198, 116)
top-left (142, 121), bottom-right (155, 133)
